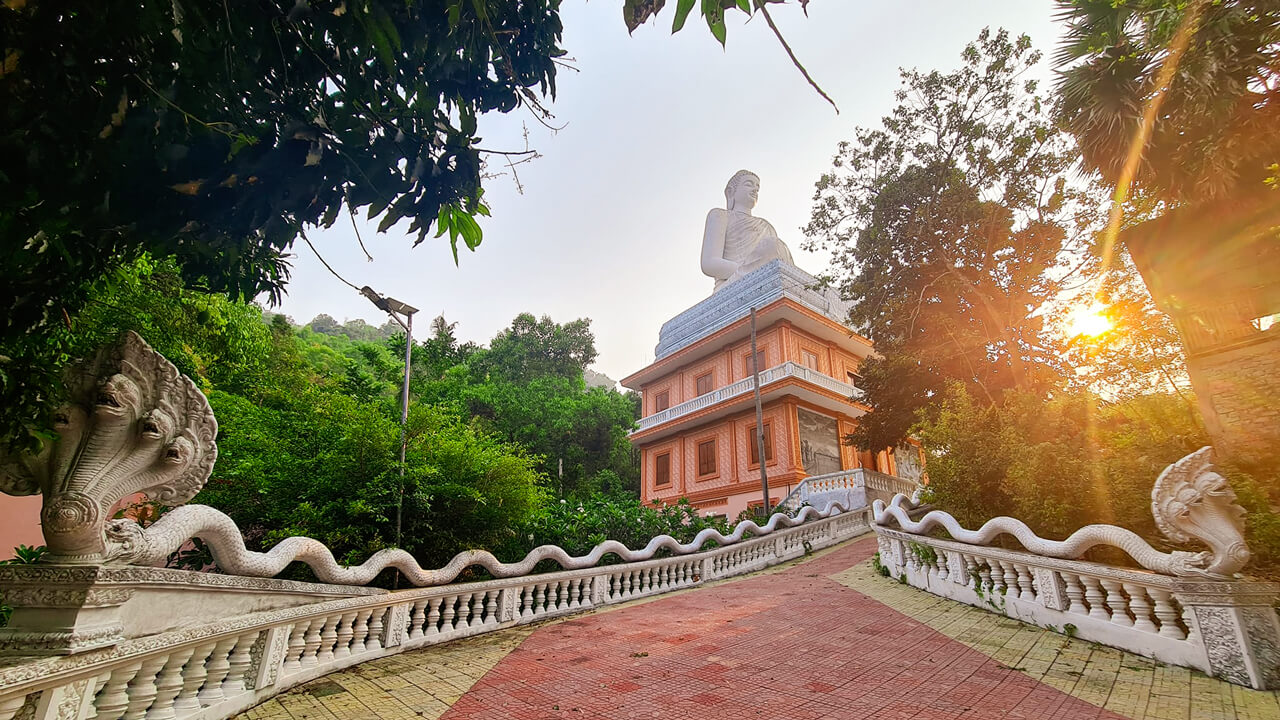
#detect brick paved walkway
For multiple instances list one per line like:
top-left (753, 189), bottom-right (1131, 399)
top-left (242, 534), bottom-right (1280, 720)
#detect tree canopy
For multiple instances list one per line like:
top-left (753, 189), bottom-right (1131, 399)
top-left (805, 29), bottom-right (1102, 450)
top-left (1054, 0), bottom-right (1280, 205)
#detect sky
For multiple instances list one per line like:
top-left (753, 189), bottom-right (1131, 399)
top-left (276, 1), bottom-right (1064, 385)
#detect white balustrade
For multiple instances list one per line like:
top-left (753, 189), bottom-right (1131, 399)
top-left (871, 527), bottom-right (1270, 685)
top-left (0, 510), bottom-right (870, 720)
top-left (634, 362), bottom-right (862, 433)
top-left (777, 468), bottom-right (919, 514)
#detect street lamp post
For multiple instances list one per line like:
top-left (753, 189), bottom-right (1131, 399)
top-left (360, 286), bottom-right (418, 549)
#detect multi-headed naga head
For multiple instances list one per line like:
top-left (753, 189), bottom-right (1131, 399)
top-left (1151, 446), bottom-right (1250, 577)
top-left (0, 332), bottom-right (217, 563)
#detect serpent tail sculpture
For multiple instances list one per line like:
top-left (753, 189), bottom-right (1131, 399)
top-left (106, 501), bottom-right (851, 587)
top-left (872, 447), bottom-right (1249, 578)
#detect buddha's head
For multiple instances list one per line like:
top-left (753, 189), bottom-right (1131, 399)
top-left (725, 170), bottom-right (760, 211)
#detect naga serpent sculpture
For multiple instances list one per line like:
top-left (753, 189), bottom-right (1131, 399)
top-left (105, 501), bottom-right (851, 586)
top-left (872, 447), bottom-right (1250, 578)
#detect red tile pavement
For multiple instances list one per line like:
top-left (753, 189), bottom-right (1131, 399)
top-left (440, 537), bottom-right (1130, 720)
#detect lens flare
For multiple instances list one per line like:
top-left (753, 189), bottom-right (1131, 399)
top-left (1067, 303), bottom-right (1113, 338)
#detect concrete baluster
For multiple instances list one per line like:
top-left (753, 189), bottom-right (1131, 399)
top-left (222, 631), bottom-right (259, 695)
top-left (1080, 576), bottom-right (1111, 621)
top-left (1001, 562), bottom-right (1019, 595)
top-left (1062, 573), bottom-right (1088, 615)
top-left (441, 596), bottom-right (457, 631)
top-left (173, 643), bottom-right (216, 712)
top-left (519, 586), bottom-right (534, 619)
top-left (535, 583), bottom-right (547, 612)
top-left (1100, 579), bottom-right (1133, 627)
top-left (335, 613), bottom-right (357, 658)
top-left (1124, 584), bottom-right (1158, 633)
top-left (469, 591), bottom-right (484, 624)
top-left (144, 647), bottom-right (194, 720)
top-left (94, 662), bottom-right (143, 720)
top-left (317, 616), bottom-right (339, 662)
top-left (426, 598), bottom-right (443, 634)
top-left (122, 654), bottom-right (168, 720)
top-left (351, 610), bottom-right (371, 652)
top-left (282, 622), bottom-right (307, 673)
top-left (485, 590), bottom-right (500, 623)
top-left (1147, 588), bottom-right (1186, 640)
top-left (963, 556), bottom-right (979, 589)
top-left (197, 638), bottom-right (239, 704)
top-left (299, 619), bottom-right (323, 667)
top-left (935, 550), bottom-right (949, 582)
top-left (366, 608), bottom-right (385, 651)
top-left (408, 600), bottom-right (428, 640)
top-left (978, 562), bottom-right (994, 594)
top-left (1015, 565), bottom-right (1036, 602)
top-left (455, 592), bottom-right (473, 628)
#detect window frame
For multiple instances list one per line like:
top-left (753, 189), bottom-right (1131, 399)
top-left (696, 438), bottom-right (718, 478)
top-left (695, 372), bottom-right (713, 396)
top-left (801, 349), bottom-right (820, 370)
top-left (654, 390), bottom-right (670, 413)
top-left (743, 350), bottom-right (766, 376)
top-left (747, 421), bottom-right (775, 467)
top-left (654, 452), bottom-right (671, 487)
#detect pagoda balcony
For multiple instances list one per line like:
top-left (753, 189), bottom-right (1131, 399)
top-left (633, 361), bottom-right (863, 435)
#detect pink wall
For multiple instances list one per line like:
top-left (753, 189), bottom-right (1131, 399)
top-left (0, 495), bottom-right (44, 560)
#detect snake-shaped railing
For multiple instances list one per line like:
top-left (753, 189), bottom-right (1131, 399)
top-left (871, 493), bottom-right (1216, 577)
top-left (107, 501), bottom-right (852, 586)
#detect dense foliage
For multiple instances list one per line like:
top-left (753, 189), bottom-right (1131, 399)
top-left (25, 258), bottom-right (673, 583)
top-left (805, 29), bottom-right (1104, 451)
top-left (1054, 0), bottom-right (1280, 204)
top-left (0, 0), bottom-right (815, 454)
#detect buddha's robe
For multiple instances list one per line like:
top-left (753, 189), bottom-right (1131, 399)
top-left (715, 211), bottom-right (795, 290)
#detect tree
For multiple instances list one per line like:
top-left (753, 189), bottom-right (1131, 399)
top-left (916, 383), bottom-right (1209, 549)
top-left (1, 0), bottom-right (568, 339)
top-left (0, 0), bottom-right (824, 449)
top-left (1054, 0), bottom-right (1280, 471)
top-left (805, 29), bottom-right (1103, 450)
top-left (1055, 0), bottom-right (1280, 204)
top-left (479, 313), bottom-right (598, 384)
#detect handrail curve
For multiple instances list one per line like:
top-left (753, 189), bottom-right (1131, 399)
top-left (107, 502), bottom-right (851, 587)
top-left (871, 493), bottom-right (1216, 578)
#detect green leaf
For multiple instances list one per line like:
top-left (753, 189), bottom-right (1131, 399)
top-left (709, 18), bottom-right (726, 46)
top-left (671, 0), bottom-right (695, 32)
top-left (735, 0), bottom-right (750, 12)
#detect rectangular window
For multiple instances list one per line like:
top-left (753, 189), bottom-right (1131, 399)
top-left (747, 422), bottom-right (774, 465)
top-left (655, 390), bottom-right (670, 412)
top-left (846, 371), bottom-right (863, 387)
top-left (801, 349), bottom-right (819, 370)
top-left (655, 452), bottom-right (671, 487)
top-left (697, 439), bottom-right (717, 477)
top-left (744, 350), bottom-right (766, 375)
top-left (696, 372), bottom-right (713, 396)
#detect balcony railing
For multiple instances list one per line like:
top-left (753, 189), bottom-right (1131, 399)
top-left (777, 468), bottom-right (919, 513)
top-left (635, 362), bottom-right (862, 433)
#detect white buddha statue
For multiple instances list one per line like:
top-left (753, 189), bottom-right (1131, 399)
top-left (700, 169), bottom-right (795, 292)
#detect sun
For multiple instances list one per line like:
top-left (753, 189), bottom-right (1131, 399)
top-left (1066, 303), bottom-right (1113, 338)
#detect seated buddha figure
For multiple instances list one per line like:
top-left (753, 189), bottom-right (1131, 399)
top-left (700, 169), bottom-right (795, 292)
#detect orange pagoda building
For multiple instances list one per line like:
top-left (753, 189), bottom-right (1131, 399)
top-left (621, 260), bottom-right (922, 520)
